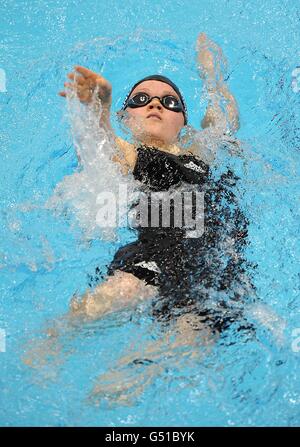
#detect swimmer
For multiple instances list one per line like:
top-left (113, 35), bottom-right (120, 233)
top-left (58, 32), bottom-right (243, 327)
top-left (23, 34), bottom-right (285, 398)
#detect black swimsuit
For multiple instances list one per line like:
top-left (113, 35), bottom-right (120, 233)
top-left (90, 145), bottom-right (255, 333)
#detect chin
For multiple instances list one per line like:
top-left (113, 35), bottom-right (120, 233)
top-left (132, 125), bottom-right (173, 146)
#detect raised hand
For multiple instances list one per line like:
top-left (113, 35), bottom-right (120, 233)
top-left (196, 32), bottom-right (228, 80)
top-left (59, 65), bottom-right (112, 107)
top-left (195, 33), bottom-right (239, 134)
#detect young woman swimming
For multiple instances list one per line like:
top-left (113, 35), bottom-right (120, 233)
top-left (24, 33), bottom-right (285, 404)
top-left (58, 32), bottom-right (247, 335)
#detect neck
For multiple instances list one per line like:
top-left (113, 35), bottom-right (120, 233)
top-left (136, 135), bottom-right (180, 154)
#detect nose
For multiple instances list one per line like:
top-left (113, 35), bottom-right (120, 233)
top-left (147, 97), bottom-right (162, 111)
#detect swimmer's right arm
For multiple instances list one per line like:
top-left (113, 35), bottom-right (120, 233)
top-left (59, 66), bottom-right (136, 172)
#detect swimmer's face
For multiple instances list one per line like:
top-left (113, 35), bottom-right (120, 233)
top-left (123, 80), bottom-right (185, 147)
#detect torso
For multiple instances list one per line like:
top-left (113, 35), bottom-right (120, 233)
top-left (128, 145), bottom-right (210, 238)
top-left (132, 145), bottom-right (210, 191)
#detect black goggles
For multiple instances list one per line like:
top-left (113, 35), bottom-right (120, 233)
top-left (123, 92), bottom-right (185, 113)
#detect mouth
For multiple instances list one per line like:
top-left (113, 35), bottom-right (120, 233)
top-left (147, 114), bottom-right (162, 121)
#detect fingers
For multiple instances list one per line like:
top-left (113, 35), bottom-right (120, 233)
top-left (197, 33), bottom-right (220, 54)
top-left (74, 65), bottom-right (108, 85)
top-left (64, 81), bottom-right (75, 89)
top-left (197, 32), bottom-right (207, 42)
top-left (67, 72), bottom-right (85, 84)
top-left (197, 32), bottom-right (208, 47)
top-left (62, 81), bottom-right (91, 103)
top-left (58, 72), bottom-right (84, 97)
top-left (74, 65), bottom-right (97, 78)
top-left (196, 36), bottom-right (209, 53)
top-left (58, 82), bottom-right (76, 98)
top-left (64, 81), bottom-right (87, 94)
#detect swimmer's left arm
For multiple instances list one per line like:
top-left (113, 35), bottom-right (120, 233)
top-left (196, 33), bottom-right (240, 135)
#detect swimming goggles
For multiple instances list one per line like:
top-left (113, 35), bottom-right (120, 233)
top-left (123, 92), bottom-right (185, 113)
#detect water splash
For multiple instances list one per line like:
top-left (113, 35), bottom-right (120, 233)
top-left (45, 93), bottom-right (137, 241)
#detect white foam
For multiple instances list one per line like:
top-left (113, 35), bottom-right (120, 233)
top-left (45, 94), bottom-right (136, 241)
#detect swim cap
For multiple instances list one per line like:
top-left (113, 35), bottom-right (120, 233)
top-left (121, 74), bottom-right (188, 125)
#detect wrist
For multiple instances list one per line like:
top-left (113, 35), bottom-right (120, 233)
top-left (92, 99), bottom-right (111, 117)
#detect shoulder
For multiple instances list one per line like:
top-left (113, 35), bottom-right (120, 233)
top-left (115, 136), bottom-right (135, 154)
top-left (179, 127), bottom-right (241, 164)
top-left (115, 137), bottom-right (137, 170)
top-left (178, 141), bottom-right (211, 166)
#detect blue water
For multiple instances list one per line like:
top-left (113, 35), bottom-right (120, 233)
top-left (1, 0), bottom-right (300, 426)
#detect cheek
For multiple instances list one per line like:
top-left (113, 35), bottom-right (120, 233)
top-left (123, 109), bottom-right (144, 131)
top-left (168, 113), bottom-right (184, 133)
top-left (177, 112), bottom-right (185, 127)
top-left (127, 108), bottom-right (145, 120)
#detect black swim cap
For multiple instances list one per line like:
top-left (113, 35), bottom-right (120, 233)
top-left (121, 74), bottom-right (188, 125)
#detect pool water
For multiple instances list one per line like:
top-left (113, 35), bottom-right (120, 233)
top-left (0, 0), bottom-right (300, 426)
